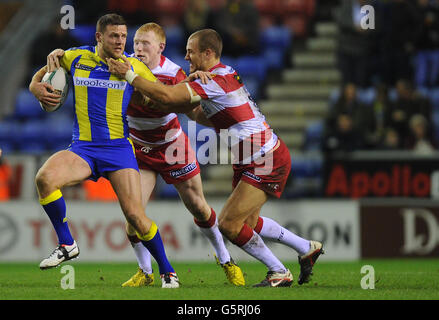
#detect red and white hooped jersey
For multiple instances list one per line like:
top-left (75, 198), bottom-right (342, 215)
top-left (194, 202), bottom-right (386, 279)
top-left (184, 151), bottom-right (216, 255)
top-left (188, 62), bottom-right (278, 164)
top-left (127, 55), bottom-right (186, 145)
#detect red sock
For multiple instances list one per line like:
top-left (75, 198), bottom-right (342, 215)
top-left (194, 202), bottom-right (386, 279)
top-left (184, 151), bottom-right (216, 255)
top-left (254, 217), bottom-right (264, 234)
top-left (232, 224), bottom-right (254, 247)
top-left (194, 208), bottom-right (216, 228)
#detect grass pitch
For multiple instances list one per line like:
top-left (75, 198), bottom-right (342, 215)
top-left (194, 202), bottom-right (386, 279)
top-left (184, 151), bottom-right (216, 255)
top-left (0, 259), bottom-right (438, 300)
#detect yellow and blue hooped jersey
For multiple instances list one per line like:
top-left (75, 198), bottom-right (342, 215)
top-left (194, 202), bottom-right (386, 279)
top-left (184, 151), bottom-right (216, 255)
top-left (60, 46), bottom-right (157, 142)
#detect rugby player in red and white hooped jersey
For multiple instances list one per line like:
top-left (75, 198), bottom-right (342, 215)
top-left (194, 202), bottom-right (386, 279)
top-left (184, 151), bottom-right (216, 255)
top-left (108, 28), bottom-right (324, 287)
top-left (122, 23), bottom-right (244, 287)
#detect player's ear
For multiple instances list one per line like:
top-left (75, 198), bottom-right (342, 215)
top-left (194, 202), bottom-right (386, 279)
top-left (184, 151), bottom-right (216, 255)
top-left (159, 42), bottom-right (166, 53)
top-left (95, 32), bottom-right (102, 44)
top-left (205, 48), bottom-right (214, 59)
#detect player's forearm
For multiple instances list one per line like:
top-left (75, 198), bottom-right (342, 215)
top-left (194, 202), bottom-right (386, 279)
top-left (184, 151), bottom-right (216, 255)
top-left (131, 76), bottom-right (187, 105)
top-left (186, 106), bottom-right (214, 128)
top-left (29, 66), bottom-right (47, 93)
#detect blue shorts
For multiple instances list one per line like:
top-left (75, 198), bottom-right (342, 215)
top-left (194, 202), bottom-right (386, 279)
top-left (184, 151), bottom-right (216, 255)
top-left (68, 138), bottom-right (139, 181)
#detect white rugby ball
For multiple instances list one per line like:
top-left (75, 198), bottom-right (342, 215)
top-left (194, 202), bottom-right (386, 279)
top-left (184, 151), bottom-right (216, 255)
top-left (40, 67), bottom-right (69, 112)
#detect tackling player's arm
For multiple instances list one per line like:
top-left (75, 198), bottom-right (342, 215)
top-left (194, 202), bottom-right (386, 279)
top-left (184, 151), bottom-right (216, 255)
top-left (29, 66), bottom-right (61, 107)
top-left (108, 56), bottom-right (201, 108)
top-left (186, 105), bottom-right (214, 128)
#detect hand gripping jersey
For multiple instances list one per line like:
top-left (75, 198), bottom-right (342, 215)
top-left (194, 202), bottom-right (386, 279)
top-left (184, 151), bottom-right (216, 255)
top-left (60, 46), bottom-right (157, 142)
top-left (127, 55), bottom-right (187, 145)
top-left (188, 63), bottom-right (278, 164)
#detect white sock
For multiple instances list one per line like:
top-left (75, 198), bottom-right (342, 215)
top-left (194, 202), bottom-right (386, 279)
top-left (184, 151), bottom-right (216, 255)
top-left (258, 216), bottom-right (310, 256)
top-left (131, 241), bottom-right (153, 274)
top-left (240, 232), bottom-right (287, 272)
top-left (198, 221), bottom-right (231, 265)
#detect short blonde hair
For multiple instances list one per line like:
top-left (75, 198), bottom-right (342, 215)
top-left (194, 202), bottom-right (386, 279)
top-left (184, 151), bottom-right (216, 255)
top-left (136, 22), bottom-right (166, 44)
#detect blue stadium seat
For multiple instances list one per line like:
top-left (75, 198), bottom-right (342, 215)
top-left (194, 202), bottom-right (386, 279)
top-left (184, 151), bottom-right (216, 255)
top-left (260, 26), bottom-right (292, 70)
top-left (260, 26), bottom-right (292, 49)
top-left (0, 120), bottom-right (19, 145)
top-left (17, 141), bottom-right (47, 155)
top-left (158, 183), bottom-right (179, 198)
top-left (428, 88), bottom-right (439, 111)
top-left (220, 56), bottom-right (235, 69)
top-left (303, 120), bottom-right (324, 151)
top-left (357, 87), bottom-right (376, 105)
top-left (17, 120), bottom-right (48, 143)
top-left (69, 24), bottom-right (96, 45)
top-left (328, 88), bottom-right (340, 108)
top-left (234, 56), bottom-right (267, 82)
top-left (13, 119), bottom-right (48, 153)
top-left (44, 115), bottom-right (73, 149)
top-left (262, 48), bottom-right (285, 69)
top-left (0, 141), bottom-right (15, 154)
top-left (291, 156), bottom-right (322, 178)
top-left (164, 25), bottom-right (184, 52)
top-left (432, 109), bottom-right (439, 142)
top-left (14, 89), bottom-right (46, 120)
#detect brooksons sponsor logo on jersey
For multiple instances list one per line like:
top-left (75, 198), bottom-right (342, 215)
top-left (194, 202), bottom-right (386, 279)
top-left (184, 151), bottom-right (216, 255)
top-left (170, 161), bottom-right (197, 178)
top-left (73, 77), bottom-right (127, 90)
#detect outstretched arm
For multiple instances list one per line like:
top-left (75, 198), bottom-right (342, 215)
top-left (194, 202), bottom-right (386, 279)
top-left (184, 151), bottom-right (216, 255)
top-left (108, 56), bottom-right (202, 107)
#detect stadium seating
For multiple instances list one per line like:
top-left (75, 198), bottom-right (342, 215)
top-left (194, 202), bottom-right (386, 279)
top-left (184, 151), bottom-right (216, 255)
top-left (234, 55), bottom-right (267, 83)
top-left (303, 120), bottom-right (324, 151)
top-left (428, 88), bottom-right (439, 111)
top-left (164, 25), bottom-right (185, 52)
top-left (14, 89), bottom-right (45, 119)
top-left (260, 26), bottom-right (292, 70)
top-left (44, 114), bottom-right (73, 150)
top-left (157, 180), bottom-right (179, 198)
top-left (69, 24), bottom-right (96, 45)
top-left (0, 121), bottom-right (19, 151)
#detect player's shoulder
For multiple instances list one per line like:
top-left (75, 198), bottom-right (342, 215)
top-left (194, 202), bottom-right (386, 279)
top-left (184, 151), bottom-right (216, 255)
top-left (127, 55), bottom-right (150, 71)
top-left (158, 55), bottom-right (185, 77)
top-left (126, 54), bottom-right (143, 66)
top-left (210, 63), bottom-right (234, 76)
top-left (65, 45), bottom-right (94, 54)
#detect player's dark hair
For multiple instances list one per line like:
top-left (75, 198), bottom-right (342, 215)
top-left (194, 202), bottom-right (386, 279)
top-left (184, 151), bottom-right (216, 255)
top-left (190, 29), bottom-right (223, 58)
top-left (96, 14), bottom-right (127, 33)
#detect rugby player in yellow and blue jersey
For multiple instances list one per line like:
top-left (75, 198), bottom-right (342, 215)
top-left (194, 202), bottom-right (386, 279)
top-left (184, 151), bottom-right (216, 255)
top-left (29, 14), bottom-right (179, 288)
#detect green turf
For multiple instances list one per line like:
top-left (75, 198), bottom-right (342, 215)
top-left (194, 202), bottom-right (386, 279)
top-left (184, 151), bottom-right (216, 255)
top-left (0, 259), bottom-right (438, 300)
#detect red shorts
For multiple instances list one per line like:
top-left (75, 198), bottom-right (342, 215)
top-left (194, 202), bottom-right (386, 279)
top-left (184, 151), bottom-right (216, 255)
top-left (232, 138), bottom-right (291, 198)
top-left (134, 132), bottom-right (200, 184)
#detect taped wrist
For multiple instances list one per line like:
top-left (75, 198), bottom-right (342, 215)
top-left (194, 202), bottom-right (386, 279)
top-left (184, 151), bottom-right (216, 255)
top-left (185, 83), bottom-right (201, 104)
top-left (125, 70), bottom-right (138, 84)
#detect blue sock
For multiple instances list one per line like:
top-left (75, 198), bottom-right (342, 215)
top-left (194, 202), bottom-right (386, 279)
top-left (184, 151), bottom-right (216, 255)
top-left (40, 190), bottom-right (74, 246)
top-left (138, 223), bottom-right (174, 275)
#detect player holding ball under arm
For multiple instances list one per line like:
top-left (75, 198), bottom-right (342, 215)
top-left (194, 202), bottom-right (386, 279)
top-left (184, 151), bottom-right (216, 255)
top-left (108, 29), bottom-right (324, 287)
top-left (28, 14), bottom-right (179, 288)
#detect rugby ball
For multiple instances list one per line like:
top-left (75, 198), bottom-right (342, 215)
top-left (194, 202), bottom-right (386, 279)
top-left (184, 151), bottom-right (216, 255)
top-left (40, 67), bottom-right (69, 112)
